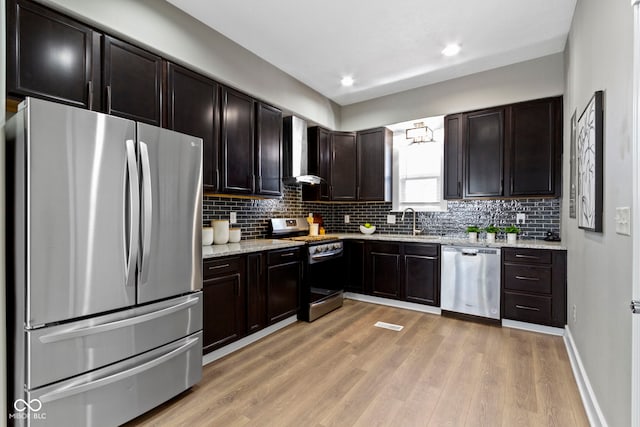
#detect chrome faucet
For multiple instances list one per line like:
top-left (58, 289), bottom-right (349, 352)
top-left (401, 208), bottom-right (421, 236)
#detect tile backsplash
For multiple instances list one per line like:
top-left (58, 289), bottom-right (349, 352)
top-left (203, 185), bottom-right (560, 240)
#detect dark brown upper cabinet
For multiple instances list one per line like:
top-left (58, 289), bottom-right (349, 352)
top-left (166, 63), bottom-right (220, 192)
top-left (220, 86), bottom-right (256, 194)
top-left (7, 0), bottom-right (101, 109)
top-left (304, 126), bottom-right (332, 201)
top-left (102, 36), bottom-right (163, 126)
top-left (444, 114), bottom-right (464, 199)
top-left (465, 108), bottom-right (505, 198)
top-left (357, 127), bottom-right (392, 201)
top-left (331, 131), bottom-right (358, 201)
top-left (445, 96), bottom-right (562, 200)
top-left (506, 97), bottom-right (562, 197)
top-left (255, 102), bottom-right (283, 196)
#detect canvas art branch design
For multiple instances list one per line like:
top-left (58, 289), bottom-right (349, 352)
top-left (576, 91), bottom-right (603, 232)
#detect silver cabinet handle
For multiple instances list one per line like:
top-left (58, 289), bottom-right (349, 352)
top-left (140, 141), bottom-right (153, 284)
top-left (280, 252), bottom-right (296, 257)
top-left (87, 81), bottom-right (94, 110)
top-left (208, 264), bottom-right (230, 270)
top-left (124, 140), bottom-right (140, 289)
top-left (515, 305), bottom-right (540, 312)
top-left (515, 254), bottom-right (539, 260)
top-left (38, 335), bottom-right (199, 403)
top-left (106, 85), bottom-right (112, 114)
top-left (515, 275), bottom-right (540, 281)
top-left (39, 296), bottom-right (199, 343)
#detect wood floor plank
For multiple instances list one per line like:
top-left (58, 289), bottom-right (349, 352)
top-left (126, 300), bottom-right (587, 427)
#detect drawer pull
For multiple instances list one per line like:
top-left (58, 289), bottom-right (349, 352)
top-left (208, 264), bottom-right (230, 270)
top-left (515, 304), bottom-right (541, 312)
top-left (515, 275), bottom-right (540, 281)
top-left (280, 252), bottom-right (296, 257)
top-left (515, 254), bottom-right (539, 260)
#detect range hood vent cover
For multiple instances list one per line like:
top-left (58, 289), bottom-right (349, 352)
top-left (283, 116), bottom-right (323, 185)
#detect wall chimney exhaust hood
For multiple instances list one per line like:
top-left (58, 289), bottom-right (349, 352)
top-left (283, 116), bottom-right (322, 185)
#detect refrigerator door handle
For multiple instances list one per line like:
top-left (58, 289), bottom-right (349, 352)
top-left (125, 139), bottom-right (140, 289)
top-left (38, 296), bottom-right (200, 343)
top-left (38, 335), bottom-right (200, 403)
top-left (140, 141), bottom-right (152, 284)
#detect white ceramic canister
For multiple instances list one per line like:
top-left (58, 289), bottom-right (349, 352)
top-left (202, 227), bottom-right (213, 246)
top-left (309, 223), bottom-right (319, 236)
top-left (507, 233), bottom-right (517, 244)
top-left (229, 228), bottom-right (241, 243)
top-left (213, 220), bottom-right (230, 245)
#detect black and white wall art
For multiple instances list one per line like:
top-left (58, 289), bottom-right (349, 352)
top-left (576, 90), bottom-right (604, 232)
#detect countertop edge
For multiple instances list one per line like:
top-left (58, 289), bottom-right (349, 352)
top-left (202, 240), bottom-right (306, 259)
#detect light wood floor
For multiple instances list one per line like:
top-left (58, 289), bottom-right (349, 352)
top-left (126, 300), bottom-right (589, 426)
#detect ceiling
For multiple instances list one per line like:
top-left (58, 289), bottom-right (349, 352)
top-left (167, 0), bottom-right (576, 107)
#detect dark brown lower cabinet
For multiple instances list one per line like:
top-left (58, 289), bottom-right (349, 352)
top-left (246, 253), bottom-right (266, 333)
top-left (501, 248), bottom-right (567, 327)
top-left (345, 240), bottom-right (365, 293)
top-left (404, 244), bottom-right (440, 306)
top-left (202, 256), bottom-right (246, 354)
top-left (267, 248), bottom-right (301, 324)
top-left (364, 241), bottom-right (440, 307)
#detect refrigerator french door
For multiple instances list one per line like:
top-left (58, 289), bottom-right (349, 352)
top-left (7, 97), bottom-right (203, 426)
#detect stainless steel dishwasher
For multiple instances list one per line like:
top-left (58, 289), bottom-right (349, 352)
top-left (440, 246), bottom-right (501, 320)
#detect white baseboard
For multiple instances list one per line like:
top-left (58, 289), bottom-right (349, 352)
top-left (343, 292), bottom-right (441, 315)
top-left (202, 316), bottom-right (297, 366)
top-left (501, 319), bottom-right (565, 336)
top-left (564, 326), bottom-right (608, 427)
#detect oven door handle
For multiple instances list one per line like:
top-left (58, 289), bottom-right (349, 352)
top-left (310, 251), bottom-right (343, 260)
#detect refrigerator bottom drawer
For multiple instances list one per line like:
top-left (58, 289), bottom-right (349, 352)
top-left (22, 332), bottom-right (202, 427)
top-left (27, 292), bottom-right (203, 389)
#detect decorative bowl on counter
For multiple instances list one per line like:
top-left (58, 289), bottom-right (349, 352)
top-left (359, 225), bottom-right (376, 235)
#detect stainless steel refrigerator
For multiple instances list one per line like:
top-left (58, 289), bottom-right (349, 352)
top-left (7, 98), bottom-right (203, 426)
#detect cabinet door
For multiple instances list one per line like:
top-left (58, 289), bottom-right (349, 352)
top-left (103, 36), bottom-right (163, 126)
top-left (202, 272), bottom-right (246, 353)
top-left (255, 102), bottom-right (283, 196)
top-left (221, 87), bottom-right (255, 193)
top-left (331, 132), bottom-right (357, 200)
top-left (444, 114), bottom-right (463, 199)
top-left (167, 63), bottom-right (219, 192)
top-left (357, 128), bottom-right (392, 201)
top-left (346, 240), bottom-right (365, 293)
top-left (247, 253), bottom-right (266, 333)
top-left (507, 97), bottom-right (562, 197)
top-left (367, 243), bottom-right (401, 298)
top-left (304, 127), bottom-right (332, 201)
top-left (7, 0), bottom-right (100, 109)
top-left (404, 251), bottom-right (439, 306)
top-left (465, 109), bottom-right (504, 197)
top-left (267, 261), bottom-right (300, 324)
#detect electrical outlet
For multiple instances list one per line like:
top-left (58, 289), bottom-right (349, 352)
top-left (616, 207), bottom-right (631, 235)
top-left (572, 304), bottom-right (577, 323)
top-left (344, 215), bottom-right (350, 224)
top-left (516, 213), bottom-right (526, 224)
top-left (387, 214), bottom-right (396, 224)
top-left (230, 212), bottom-right (237, 224)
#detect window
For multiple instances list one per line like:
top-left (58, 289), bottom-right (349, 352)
top-left (392, 116), bottom-right (447, 212)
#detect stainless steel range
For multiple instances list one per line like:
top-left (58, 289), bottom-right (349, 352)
top-left (270, 218), bottom-right (345, 321)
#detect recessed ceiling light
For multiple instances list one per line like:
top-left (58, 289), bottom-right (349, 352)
top-left (442, 44), bottom-right (461, 57)
top-left (341, 76), bottom-right (354, 87)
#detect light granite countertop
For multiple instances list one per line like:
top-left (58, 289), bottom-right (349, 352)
top-left (330, 233), bottom-right (567, 250)
top-left (202, 239), bottom-right (305, 259)
top-left (202, 234), bottom-right (565, 259)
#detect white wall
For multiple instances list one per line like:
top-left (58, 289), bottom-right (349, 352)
top-left (563, 0), bottom-right (634, 426)
top-left (37, 0), bottom-right (341, 129)
top-left (341, 53), bottom-right (565, 131)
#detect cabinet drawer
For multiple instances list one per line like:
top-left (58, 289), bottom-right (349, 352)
top-left (503, 248), bottom-right (552, 264)
top-left (267, 247), bottom-right (301, 265)
top-left (503, 264), bottom-right (552, 294)
top-left (368, 242), bottom-right (401, 254)
top-left (404, 244), bottom-right (439, 257)
top-left (203, 256), bottom-right (243, 279)
top-left (503, 292), bottom-right (552, 324)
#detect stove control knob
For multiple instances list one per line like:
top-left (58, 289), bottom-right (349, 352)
top-left (309, 247), bottom-right (316, 254)
top-left (316, 246), bottom-right (325, 253)
top-left (333, 244), bottom-right (341, 250)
